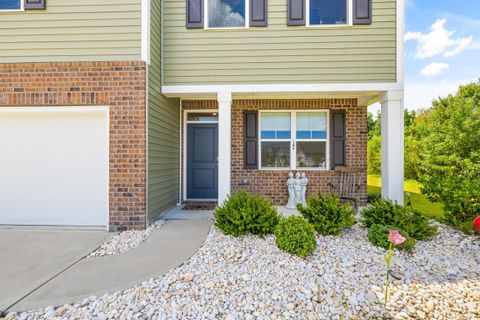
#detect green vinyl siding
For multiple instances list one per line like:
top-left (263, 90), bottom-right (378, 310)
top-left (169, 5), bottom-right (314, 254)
top-left (148, 0), bottom-right (180, 221)
top-left (163, 0), bottom-right (397, 85)
top-left (0, 0), bottom-right (141, 62)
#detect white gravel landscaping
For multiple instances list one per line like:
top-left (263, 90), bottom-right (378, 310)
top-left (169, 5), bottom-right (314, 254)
top-left (87, 220), bottom-right (165, 258)
top-left (7, 222), bottom-right (479, 320)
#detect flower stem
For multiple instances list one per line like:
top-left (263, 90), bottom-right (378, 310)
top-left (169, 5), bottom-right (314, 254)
top-left (384, 243), bottom-right (393, 306)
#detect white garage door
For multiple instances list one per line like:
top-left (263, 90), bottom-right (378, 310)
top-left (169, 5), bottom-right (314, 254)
top-left (0, 107), bottom-right (109, 228)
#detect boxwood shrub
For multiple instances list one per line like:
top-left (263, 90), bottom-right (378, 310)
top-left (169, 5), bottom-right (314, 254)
top-left (361, 199), bottom-right (437, 241)
top-left (275, 216), bottom-right (317, 257)
top-left (297, 192), bottom-right (356, 236)
top-left (367, 224), bottom-right (416, 253)
top-left (214, 192), bottom-right (280, 237)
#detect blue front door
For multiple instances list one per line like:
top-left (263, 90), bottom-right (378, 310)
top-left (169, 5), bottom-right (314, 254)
top-left (187, 123), bottom-right (218, 199)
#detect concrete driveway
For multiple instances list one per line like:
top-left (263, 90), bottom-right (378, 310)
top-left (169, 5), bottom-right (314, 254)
top-left (0, 228), bottom-right (110, 312)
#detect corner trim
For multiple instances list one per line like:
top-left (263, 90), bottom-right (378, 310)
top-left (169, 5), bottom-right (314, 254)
top-left (141, 0), bottom-right (151, 64)
top-left (397, 0), bottom-right (404, 84)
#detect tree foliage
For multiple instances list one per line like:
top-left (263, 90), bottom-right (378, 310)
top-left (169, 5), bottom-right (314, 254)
top-left (367, 110), bottom-right (421, 179)
top-left (419, 81), bottom-right (480, 233)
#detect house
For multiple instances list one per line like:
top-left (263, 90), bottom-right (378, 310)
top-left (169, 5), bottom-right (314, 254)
top-left (0, 0), bottom-right (404, 231)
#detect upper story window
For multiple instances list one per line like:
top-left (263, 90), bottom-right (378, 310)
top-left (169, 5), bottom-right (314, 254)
top-left (308, 0), bottom-right (348, 26)
top-left (207, 0), bottom-right (247, 28)
top-left (0, 0), bottom-right (22, 10)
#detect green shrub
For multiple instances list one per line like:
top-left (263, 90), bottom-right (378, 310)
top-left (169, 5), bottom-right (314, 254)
top-left (367, 224), bottom-right (416, 253)
top-left (367, 192), bottom-right (382, 204)
top-left (361, 199), bottom-right (437, 241)
top-left (297, 193), bottom-right (356, 236)
top-left (214, 192), bottom-right (280, 237)
top-left (275, 216), bottom-right (317, 257)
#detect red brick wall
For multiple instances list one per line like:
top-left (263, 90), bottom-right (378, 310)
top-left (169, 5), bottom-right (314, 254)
top-left (0, 62), bottom-right (147, 231)
top-left (182, 99), bottom-right (367, 205)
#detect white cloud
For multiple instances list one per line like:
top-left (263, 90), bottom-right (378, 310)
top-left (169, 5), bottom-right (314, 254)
top-left (420, 62), bottom-right (449, 78)
top-left (208, 0), bottom-right (245, 28)
top-left (368, 78), bottom-right (476, 113)
top-left (405, 19), bottom-right (474, 59)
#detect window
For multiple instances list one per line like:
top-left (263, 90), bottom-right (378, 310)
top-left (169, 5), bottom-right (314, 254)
top-left (260, 112), bottom-right (291, 168)
top-left (0, 0), bottom-right (22, 10)
top-left (259, 111), bottom-right (328, 169)
top-left (207, 0), bottom-right (247, 28)
top-left (296, 112), bottom-right (327, 168)
top-left (187, 112), bottom-right (219, 122)
top-left (309, 0), bottom-right (348, 25)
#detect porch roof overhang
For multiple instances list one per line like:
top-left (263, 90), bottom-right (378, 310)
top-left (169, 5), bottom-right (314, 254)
top-left (161, 82), bottom-right (404, 106)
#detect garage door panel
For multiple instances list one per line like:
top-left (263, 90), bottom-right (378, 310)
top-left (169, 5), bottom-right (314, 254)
top-left (0, 108), bottom-right (109, 228)
top-left (0, 195), bottom-right (107, 226)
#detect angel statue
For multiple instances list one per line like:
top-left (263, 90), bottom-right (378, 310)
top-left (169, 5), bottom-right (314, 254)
top-left (286, 172), bottom-right (296, 209)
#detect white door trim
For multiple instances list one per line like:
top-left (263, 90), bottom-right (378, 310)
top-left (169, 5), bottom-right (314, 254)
top-left (182, 109), bottom-right (219, 202)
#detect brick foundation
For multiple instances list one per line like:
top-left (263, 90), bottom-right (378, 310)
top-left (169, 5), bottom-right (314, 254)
top-left (0, 61), bottom-right (147, 231)
top-left (182, 99), bottom-right (367, 205)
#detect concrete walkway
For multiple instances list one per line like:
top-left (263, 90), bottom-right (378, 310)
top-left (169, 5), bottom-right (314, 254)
top-left (0, 228), bottom-right (111, 312)
top-left (6, 219), bottom-right (212, 312)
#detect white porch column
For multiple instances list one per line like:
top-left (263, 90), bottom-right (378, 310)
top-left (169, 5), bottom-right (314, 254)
top-left (217, 92), bottom-right (232, 204)
top-left (380, 90), bottom-right (404, 205)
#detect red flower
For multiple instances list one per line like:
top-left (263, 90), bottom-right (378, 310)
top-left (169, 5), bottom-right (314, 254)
top-left (388, 230), bottom-right (406, 245)
top-left (473, 216), bottom-right (480, 234)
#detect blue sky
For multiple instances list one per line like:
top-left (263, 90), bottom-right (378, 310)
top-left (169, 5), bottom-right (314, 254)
top-left (372, 0), bottom-right (480, 112)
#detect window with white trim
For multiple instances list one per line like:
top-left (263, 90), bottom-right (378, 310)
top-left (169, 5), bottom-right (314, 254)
top-left (207, 0), bottom-right (247, 28)
top-left (259, 111), bottom-right (329, 169)
top-left (308, 0), bottom-right (348, 25)
top-left (0, 0), bottom-right (22, 10)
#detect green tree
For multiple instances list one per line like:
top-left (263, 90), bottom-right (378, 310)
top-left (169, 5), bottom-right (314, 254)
top-left (419, 81), bottom-right (480, 233)
top-left (367, 135), bottom-right (382, 175)
top-left (367, 111), bottom-right (381, 139)
top-left (367, 109), bottom-right (421, 179)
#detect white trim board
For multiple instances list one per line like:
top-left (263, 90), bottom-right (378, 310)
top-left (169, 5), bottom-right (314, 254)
top-left (163, 83), bottom-right (403, 96)
top-left (141, 0), bottom-right (151, 64)
top-left (397, 0), bottom-right (404, 84)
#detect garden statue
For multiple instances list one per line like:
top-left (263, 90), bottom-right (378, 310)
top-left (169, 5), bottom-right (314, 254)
top-left (286, 172), bottom-right (296, 209)
top-left (294, 172), bottom-right (303, 207)
top-left (300, 172), bottom-right (309, 206)
top-left (286, 172), bottom-right (309, 208)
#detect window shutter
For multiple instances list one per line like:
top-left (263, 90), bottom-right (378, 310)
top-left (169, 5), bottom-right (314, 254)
top-left (331, 110), bottom-right (346, 168)
top-left (244, 111), bottom-right (258, 169)
top-left (287, 0), bottom-right (305, 26)
top-left (186, 0), bottom-right (204, 28)
top-left (24, 0), bottom-right (46, 10)
top-left (353, 0), bottom-right (372, 25)
top-left (250, 0), bottom-right (267, 27)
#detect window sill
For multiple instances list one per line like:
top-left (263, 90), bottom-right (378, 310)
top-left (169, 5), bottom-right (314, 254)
top-left (0, 9), bottom-right (24, 12)
top-left (204, 26), bottom-right (249, 31)
top-left (305, 24), bottom-right (353, 29)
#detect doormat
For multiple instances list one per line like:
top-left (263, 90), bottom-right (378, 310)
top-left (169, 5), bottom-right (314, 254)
top-left (182, 203), bottom-right (217, 210)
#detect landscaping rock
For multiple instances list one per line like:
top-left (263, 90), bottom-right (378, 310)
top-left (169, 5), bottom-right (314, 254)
top-left (87, 220), bottom-right (165, 258)
top-left (7, 224), bottom-right (479, 319)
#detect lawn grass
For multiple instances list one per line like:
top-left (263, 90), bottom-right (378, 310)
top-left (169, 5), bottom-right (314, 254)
top-left (367, 175), bottom-right (444, 219)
